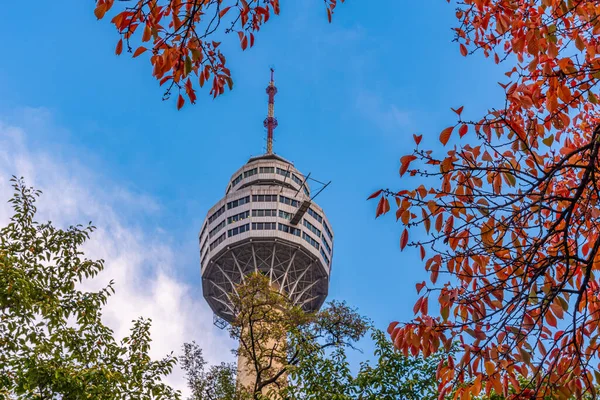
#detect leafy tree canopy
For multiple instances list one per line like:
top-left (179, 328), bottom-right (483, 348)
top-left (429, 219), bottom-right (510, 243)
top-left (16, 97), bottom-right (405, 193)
top-left (0, 178), bottom-right (179, 400)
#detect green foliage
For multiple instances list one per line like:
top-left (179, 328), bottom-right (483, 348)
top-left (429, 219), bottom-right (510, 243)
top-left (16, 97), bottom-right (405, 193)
top-left (181, 342), bottom-right (244, 400)
top-left (182, 273), bottom-right (446, 400)
top-left (0, 177), bottom-right (179, 399)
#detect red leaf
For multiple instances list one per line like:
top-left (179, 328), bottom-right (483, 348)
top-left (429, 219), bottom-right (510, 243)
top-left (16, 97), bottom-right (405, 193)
top-left (94, 3), bottom-right (107, 19)
top-left (460, 43), bottom-right (468, 56)
top-left (399, 155), bottom-right (417, 177)
top-left (416, 281), bottom-right (426, 294)
top-left (419, 244), bottom-right (425, 260)
top-left (387, 321), bottom-right (399, 334)
top-left (219, 6), bottom-right (232, 17)
top-left (367, 189), bottom-right (383, 200)
top-left (133, 46), bottom-right (147, 58)
top-left (451, 106), bottom-right (464, 116)
top-left (458, 124), bottom-right (468, 137)
top-left (115, 38), bottom-right (123, 55)
top-left (375, 196), bottom-right (390, 218)
top-left (400, 229), bottom-right (409, 250)
top-left (413, 297), bottom-right (422, 314)
top-left (177, 94), bottom-right (185, 110)
top-left (413, 134), bottom-right (422, 145)
top-left (439, 126), bottom-right (453, 146)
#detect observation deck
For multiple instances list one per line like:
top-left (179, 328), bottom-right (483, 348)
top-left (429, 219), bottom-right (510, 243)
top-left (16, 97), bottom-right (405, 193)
top-left (199, 154), bottom-right (334, 322)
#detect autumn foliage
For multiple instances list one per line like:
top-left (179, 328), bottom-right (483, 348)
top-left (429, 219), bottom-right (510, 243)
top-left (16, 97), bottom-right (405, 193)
top-left (94, 0), bottom-right (344, 108)
top-left (368, 0), bottom-right (600, 399)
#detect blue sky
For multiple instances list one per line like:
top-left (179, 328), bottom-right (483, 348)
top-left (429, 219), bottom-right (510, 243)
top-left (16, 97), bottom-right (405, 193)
top-left (0, 0), bottom-right (507, 389)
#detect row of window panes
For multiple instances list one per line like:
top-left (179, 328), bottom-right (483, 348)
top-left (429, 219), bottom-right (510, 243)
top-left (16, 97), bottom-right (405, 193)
top-left (200, 222), bottom-right (207, 241)
top-left (253, 209), bottom-right (277, 217)
top-left (228, 223), bottom-right (250, 237)
top-left (278, 223), bottom-right (301, 236)
top-left (252, 194), bottom-right (278, 202)
top-left (276, 167), bottom-right (290, 177)
top-left (302, 232), bottom-right (320, 250)
top-left (252, 222), bottom-right (276, 230)
top-left (228, 210), bottom-right (250, 224)
top-left (291, 173), bottom-right (304, 186)
top-left (227, 196), bottom-right (250, 210)
top-left (280, 195), bottom-right (299, 207)
top-left (320, 248), bottom-right (330, 265)
top-left (278, 210), bottom-right (293, 220)
top-left (209, 220), bottom-right (226, 238)
top-left (208, 205), bottom-right (225, 224)
top-left (232, 174), bottom-right (243, 187)
top-left (303, 186), bottom-right (310, 196)
top-left (321, 235), bottom-right (332, 254)
top-left (303, 219), bottom-right (321, 238)
top-left (307, 208), bottom-right (322, 223)
top-left (244, 168), bottom-right (257, 178)
top-left (209, 232), bottom-right (226, 251)
top-left (259, 166), bottom-right (275, 174)
top-left (323, 221), bottom-right (333, 240)
top-left (200, 237), bottom-right (208, 257)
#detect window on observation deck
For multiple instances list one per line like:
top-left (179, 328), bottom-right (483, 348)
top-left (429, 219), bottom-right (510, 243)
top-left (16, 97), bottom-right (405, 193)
top-left (259, 166), bottom-right (275, 174)
top-left (303, 219), bottom-right (321, 238)
top-left (232, 174), bottom-right (243, 187)
top-left (279, 195), bottom-right (299, 207)
top-left (228, 223), bottom-right (249, 237)
top-left (302, 232), bottom-right (320, 250)
top-left (228, 210), bottom-right (250, 224)
top-left (278, 210), bottom-right (293, 220)
top-left (323, 221), bottom-right (333, 241)
top-left (253, 209), bottom-right (277, 217)
top-left (307, 208), bottom-right (323, 223)
top-left (208, 205), bottom-right (225, 224)
top-left (276, 167), bottom-right (290, 177)
top-left (244, 168), bottom-right (257, 178)
top-left (209, 220), bottom-right (226, 238)
top-left (252, 222), bottom-right (276, 230)
top-left (227, 196), bottom-right (250, 210)
top-left (278, 223), bottom-right (300, 236)
top-left (209, 232), bottom-right (226, 251)
top-left (321, 235), bottom-right (332, 254)
top-left (252, 194), bottom-right (278, 202)
top-left (320, 248), bottom-right (330, 265)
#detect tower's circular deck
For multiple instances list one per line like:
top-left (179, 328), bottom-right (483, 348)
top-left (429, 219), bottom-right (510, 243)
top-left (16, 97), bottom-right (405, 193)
top-left (199, 154), bottom-right (334, 322)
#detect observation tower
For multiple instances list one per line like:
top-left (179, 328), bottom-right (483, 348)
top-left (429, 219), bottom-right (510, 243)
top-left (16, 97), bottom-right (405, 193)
top-left (199, 70), bottom-right (334, 327)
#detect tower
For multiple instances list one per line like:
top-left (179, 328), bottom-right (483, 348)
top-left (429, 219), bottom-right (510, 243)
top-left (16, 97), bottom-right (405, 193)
top-left (198, 71), bottom-right (334, 392)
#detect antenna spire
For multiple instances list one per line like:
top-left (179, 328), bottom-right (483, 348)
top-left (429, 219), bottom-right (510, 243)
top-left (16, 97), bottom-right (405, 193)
top-left (264, 68), bottom-right (278, 154)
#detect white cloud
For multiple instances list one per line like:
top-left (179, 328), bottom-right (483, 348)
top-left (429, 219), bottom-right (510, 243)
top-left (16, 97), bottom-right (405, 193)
top-left (0, 109), bottom-right (234, 397)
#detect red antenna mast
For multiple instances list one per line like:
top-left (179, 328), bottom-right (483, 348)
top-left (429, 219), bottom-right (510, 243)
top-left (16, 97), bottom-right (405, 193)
top-left (264, 68), bottom-right (278, 154)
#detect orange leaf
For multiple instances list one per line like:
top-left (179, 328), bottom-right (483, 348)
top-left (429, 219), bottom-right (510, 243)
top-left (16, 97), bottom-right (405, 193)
top-left (177, 94), bottom-right (185, 110)
top-left (439, 126), bottom-right (453, 146)
top-left (367, 189), bottom-right (383, 200)
top-left (387, 321), bottom-right (399, 334)
top-left (413, 134), bottom-right (422, 145)
top-left (460, 43), bottom-right (468, 56)
top-left (219, 6), bottom-right (232, 17)
top-left (400, 229), bottom-right (409, 250)
top-left (419, 244), bottom-right (425, 260)
top-left (115, 38), bottom-right (123, 55)
top-left (458, 124), bottom-right (468, 137)
top-left (133, 46), bottom-right (147, 58)
top-left (399, 155), bottom-right (417, 177)
top-left (375, 196), bottom-right (390, 218)
top-left (94, 3), bottom-right (107, 19)
top-left (451, 106), bottom-right (464, 116)
top-left (416, 281), bottom-right (426, 294)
